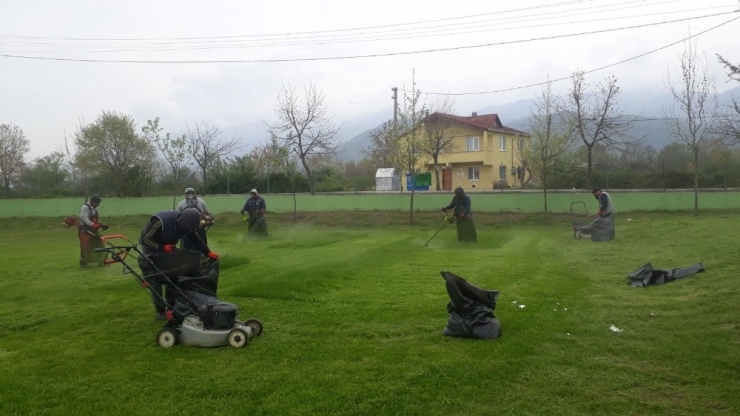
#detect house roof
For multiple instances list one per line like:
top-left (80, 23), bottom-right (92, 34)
top-left (426, 112), bottom-right (531, 136)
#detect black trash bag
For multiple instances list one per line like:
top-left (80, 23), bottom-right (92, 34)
top-left (628, 262), bottom-right (705, 287)
top-left (440, 271), bottom-right (502, 340)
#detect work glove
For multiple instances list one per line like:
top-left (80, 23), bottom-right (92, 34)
top-left (206, 252), bottom-right (219, 260)
top-left (92, 223), bottom-right (101, 230)
top-left (163, 244), bottom-right (176, 253)
top-left (240, 210), bottom-right (245, 216)
top-left (459, 213), bottom-right (467, 219)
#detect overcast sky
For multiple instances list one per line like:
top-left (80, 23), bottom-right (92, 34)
top-left (2, 0), bottom-right (738, 159)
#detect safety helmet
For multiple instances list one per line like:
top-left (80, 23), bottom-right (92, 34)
top-left (176, 208), bottom-right (201, 231)
top-left (185, 187), bottom-right (195, 196)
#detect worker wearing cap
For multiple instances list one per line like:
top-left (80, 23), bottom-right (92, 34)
top-left (441, 187), bottom-right (477, 243)
top-left (78, 194), bottom-right (108, 266)
top-left (240, 189), bottom-right (268, 237)
top-left (138, 208), bottom-right (219, 320)
top-left (177, 187), bottom-right (212, 248)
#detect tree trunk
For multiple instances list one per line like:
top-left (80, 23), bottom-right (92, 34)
top-left (543, 169), bottom-right (549, 224)
top-left (202, 166), bottom-right (208, 196)
top-left (586, 145), bottom-right (593, 189)
top-left (301, 158), bottom-right (315, 195)
top-left (409, 172), bottom-right (416, 225)
top-left (3, 177), bottom-right (9, 199)
top-left (433, 155), bottom-right (440, 191)
top-left (694, 150), bottom-right (699, 217)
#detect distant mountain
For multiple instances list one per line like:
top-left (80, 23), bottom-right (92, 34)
top-left (336, 127), bottom-right (377, 161)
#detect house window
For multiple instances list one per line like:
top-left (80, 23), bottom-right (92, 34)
top-left (499, 165), bottom-right (507, 179)
top-left (466, 137), bottom-right (479, 151)
top-left (468, 166), bottom-right (480, 181)
top-left (499, 137), bottom-right (506, 151)
top-left (517, 138), bottom-right (523, 151)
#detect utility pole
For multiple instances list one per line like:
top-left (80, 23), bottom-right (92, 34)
top-left (391, 87), bottom-right (399, 192)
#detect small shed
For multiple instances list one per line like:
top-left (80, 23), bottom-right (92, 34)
top-left (375, 168), bottom-right (400, 191)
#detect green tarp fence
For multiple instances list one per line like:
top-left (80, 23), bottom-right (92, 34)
top-left (1, 190), bottom-right (739, 218)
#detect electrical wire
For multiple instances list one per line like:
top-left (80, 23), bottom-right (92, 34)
top-left (4, 2), bottom-right (727, 53)
top-left (0, 0), bottom-right (599, 42)
top-left (0, 11), bottom-right (736, 64)
top-left (416, 14), bottom-right (740, 96)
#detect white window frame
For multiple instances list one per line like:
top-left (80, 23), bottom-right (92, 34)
top-left (466, 136), bottom-right (480, 152)
top-left (499, 137), bottom-right (507, 151)
top-left (468, 166), bottom-right (480, 181)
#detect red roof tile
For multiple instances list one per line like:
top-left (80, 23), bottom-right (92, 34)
top-left (426, 112), bottom-right (530, 136)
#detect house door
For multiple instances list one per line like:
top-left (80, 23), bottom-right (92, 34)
top-left (442, 168), bottom-right (452, 190)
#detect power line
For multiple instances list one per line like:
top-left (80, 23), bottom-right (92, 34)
top-left (0, 11), bottom-right (736, 64)
top-left (0, 0), bottom-right (598, 42)
top-left (0, 0), bottom-right (675, 48)
top-left (417, 14), bottom-right (740, 96)
top-left (4, 1), bottom-right (724, 53)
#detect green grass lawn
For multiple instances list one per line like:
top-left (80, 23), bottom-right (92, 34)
top-left (0, 211), bottom-right (738, 415)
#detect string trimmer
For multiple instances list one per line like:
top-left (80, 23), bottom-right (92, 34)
top-left (424, 210), bottom-right (455, 247)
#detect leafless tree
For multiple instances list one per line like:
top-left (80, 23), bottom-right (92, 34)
top-left (523, 80), bottom-right (575, 224)
top-left (362, 120), bottom-right (400, 171)
top-left (565, 71), bottom-right (642, 188)
top-left (664, 39), bottom-right (720, 216)
top-left (0, 123), bottom-right (30, 198)
top-left (716, 54), bottom-right (740, 144)
top-left (419, 97), bottom-right (458, 191)
top-left (186, 121), bottom-right (240, 195)
top-left (142, 117), bottom-right (189, 207)
top-left (397, 72), bottom-right (427, 224)
top-left (266, 82), bottom-right (339, 195)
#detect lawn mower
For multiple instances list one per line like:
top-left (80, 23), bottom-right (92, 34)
top-left (570, 201), bottom-right (591, 239)
top-left (94, 235), bottom-right (264, 349)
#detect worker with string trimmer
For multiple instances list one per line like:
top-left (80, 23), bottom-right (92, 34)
top-left (240, 189), bottom-right (268, 237)
top-left (62, 194), bottom-right (110, 267)
top-left (441, 187), bottom-right (477, 244)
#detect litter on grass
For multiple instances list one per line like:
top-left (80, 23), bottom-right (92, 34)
top-left (518, 304), bottom-right (526, 309)
top-left (609, 325), bottom-right (623, 333)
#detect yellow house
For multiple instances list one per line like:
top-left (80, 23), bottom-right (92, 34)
top-left (403, 112), bottom-right (531, 191)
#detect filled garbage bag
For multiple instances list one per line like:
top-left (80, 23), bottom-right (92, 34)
top-left (628, 262), bottom-right (705, 287)
top-left (440, 271), bottom-right (502, 340)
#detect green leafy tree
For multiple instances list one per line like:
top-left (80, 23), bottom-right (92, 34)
top-left (0, 123), bottom-right (30, 198)
top-left (73, 111), bottom-right (156, 196)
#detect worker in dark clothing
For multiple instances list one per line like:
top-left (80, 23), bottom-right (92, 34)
top-left (441, 187), bottom-right (477, 243)
top-left (575, 187), bottom-right (615, 241)
top-left (138, 208), bottom-right (219, 320)
top-left (240, 189), bottom-right (268, 237)
top-left (78, 194), bottom-right (109, 266)
top-left (177, 187), bottom-right (212, 249)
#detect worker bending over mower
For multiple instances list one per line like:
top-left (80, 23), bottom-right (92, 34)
top-left (575, 187), bottom-right (615, 242)
top-left (138, 208), bottom-right (219, 320)
top-left (441, 187), bottom-right (477, 244)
